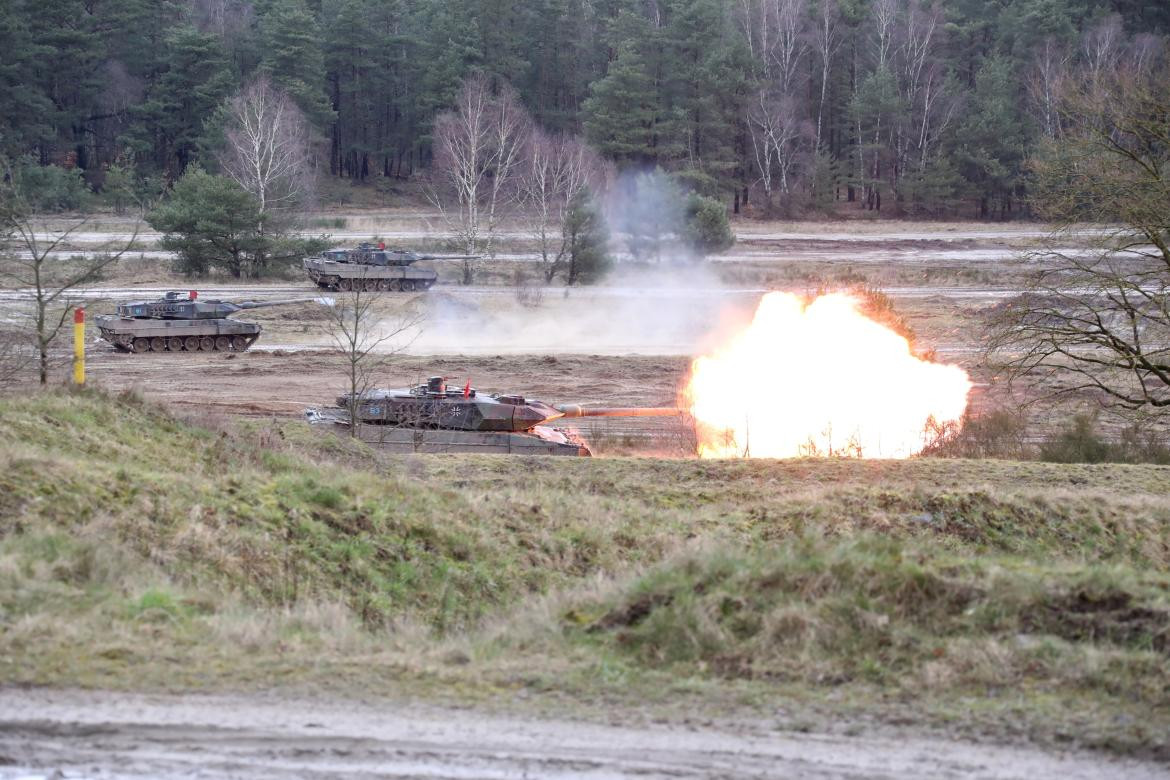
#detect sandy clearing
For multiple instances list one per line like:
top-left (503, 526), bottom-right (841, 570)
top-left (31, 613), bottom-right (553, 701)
top-left (0, 688), bottom-right (1164, 780)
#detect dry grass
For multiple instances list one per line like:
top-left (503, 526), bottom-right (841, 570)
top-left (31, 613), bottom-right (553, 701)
top-left (1, 388), bottom-right (1169, 755)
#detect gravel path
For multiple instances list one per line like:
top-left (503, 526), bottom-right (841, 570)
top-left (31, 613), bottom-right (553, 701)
top-left (1, 689), bottom-right (1166, 780)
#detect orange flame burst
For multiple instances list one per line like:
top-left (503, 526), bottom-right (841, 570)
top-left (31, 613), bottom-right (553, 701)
top-left (682, 292), bottom-right (972, 459)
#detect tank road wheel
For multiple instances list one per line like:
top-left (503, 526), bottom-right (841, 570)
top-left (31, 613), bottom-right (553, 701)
top-left (363, 279), bottom-right (378, 292)
top-left (400, 280), bottom-right (415, 292)
top-left (183, 336), bottom-right (199, 352)
top-left (149, 337), bottom-right (166, 352)
top-left (167, 336), bottom-right (184, 352)
top-left (377, 279), bottom-right (391, 291)
top-left (387, 279), bottom-right (401, 291)
top-left (214, 335), bottom-right (231, 351)
top-left (231, 335), bottom-right (249, 351)
top-left (337, 278), bottom-right (353, 291)
top-left (199, 336), bottom-right (215, 352)
top-left (132, 338), bottom-right (150, 353)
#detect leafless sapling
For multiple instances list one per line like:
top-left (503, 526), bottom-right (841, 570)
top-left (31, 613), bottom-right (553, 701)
top-left (324, 267), bottom-right (422, 436)
top-left (0, 178), bottom-right (141, 385)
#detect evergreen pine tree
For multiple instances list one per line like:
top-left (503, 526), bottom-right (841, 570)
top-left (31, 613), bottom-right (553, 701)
top-left (565, 190), bottom-right (611, 285)
top-left (952, 57), bottom-right (1030, 218)
top-left (260, 0), bottom-right (335, 130)
top-left (0, 0), bottom-right (54, 157)
top-left (129, 26), bottom-right (236, 176)
top-left (582, 12), bottom-right (659, 165)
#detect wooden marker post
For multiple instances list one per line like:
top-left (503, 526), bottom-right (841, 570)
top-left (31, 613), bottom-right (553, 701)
top-left (73, 307), bottom-right (85, 386)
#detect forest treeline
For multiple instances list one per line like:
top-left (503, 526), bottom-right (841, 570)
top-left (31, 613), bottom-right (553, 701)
top-left (0, 0), bottom-right (1166, 218)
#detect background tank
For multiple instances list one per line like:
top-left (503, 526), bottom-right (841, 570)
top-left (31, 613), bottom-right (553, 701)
top-left (94, 291), bottom-right (327, 354)
top-left (306, 376), bottom-right (680, 456)
top-left (303, 243), bottom-right (479, 292)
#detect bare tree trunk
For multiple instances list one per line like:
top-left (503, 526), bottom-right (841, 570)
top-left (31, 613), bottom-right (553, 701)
top-left (1, 197), bottom-right (140, 385)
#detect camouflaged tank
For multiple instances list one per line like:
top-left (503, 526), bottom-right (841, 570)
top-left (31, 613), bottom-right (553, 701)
top-left (94, 291), bottom-right (327, 353)
top-left (306, 376), bottom-right (680, 456)
top-left (303, 244), bottom-right (479, 292)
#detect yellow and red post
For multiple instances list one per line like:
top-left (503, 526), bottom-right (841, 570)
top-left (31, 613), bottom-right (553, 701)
top-left (73, 307), bottom-right (85, 386)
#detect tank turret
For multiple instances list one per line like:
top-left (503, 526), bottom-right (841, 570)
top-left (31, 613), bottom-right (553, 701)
top-left (113, 290), bottom-right (328, 320)
top-left (308, 376), bottom-right (680, 455)
top-left (303, 244), bottom-right (480, 292)
top-left (95, 291), bottom-right (330, 354)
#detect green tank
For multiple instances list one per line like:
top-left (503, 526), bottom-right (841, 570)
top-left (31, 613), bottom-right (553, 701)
top-left (306, 376), bottom-right (680, 456)
top-left (303, 244), bottom-right (479, 292)
top-left (94, 291), bottom-right (327, 353)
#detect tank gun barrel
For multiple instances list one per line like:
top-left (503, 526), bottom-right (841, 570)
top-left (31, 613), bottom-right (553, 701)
top-left (231, 297), bottom-right (335, 311)
top-left (554, 405), bottom-right (682, 419)
top-left (418, 254), bottom-right (483, 261)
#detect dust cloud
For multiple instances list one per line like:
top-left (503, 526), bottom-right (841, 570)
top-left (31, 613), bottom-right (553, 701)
top-left (395, 265), bottom-right (760, 356)
top-left (387, 169), bottom-right (760, 357)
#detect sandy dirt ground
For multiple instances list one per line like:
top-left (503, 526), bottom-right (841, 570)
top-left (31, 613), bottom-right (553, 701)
top-left (0, 688), bottom-right (1166, 780)
top-left (84, 350), bottom-right (687, 416)
top-left (1, 227), bottom-right (1003, 448)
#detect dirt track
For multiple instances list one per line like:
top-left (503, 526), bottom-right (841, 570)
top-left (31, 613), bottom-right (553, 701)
top-left (85, 350), bottom-right (686, 415)
top-left (0, 689), bottom-right (1165, 780)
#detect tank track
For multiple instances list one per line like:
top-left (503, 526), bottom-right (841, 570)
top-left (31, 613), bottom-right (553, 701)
top-left (314, 277), bottom-right (436, 292)
top-left (106, 333), bottom-right (260, 354)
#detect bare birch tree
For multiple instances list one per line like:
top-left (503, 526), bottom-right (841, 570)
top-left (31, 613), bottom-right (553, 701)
top-left (517, 130), bottom-right (605, 283)
top-left (1027, 38), bottom-right (1072, 141)
top-left (219, 76), bottom-right (315, 218)
top-left (747, 92), bottom-right (808, 201)
top-left (1080, 14), bottom-right (1124, 89)
top-left (737, 0), bottom-right (811, 209)
top-left (428, 75), bottom-right (532, 284)
top-left (811, 0), bottom-right (842, 148)
top-left (894, 0), bottom-right (955, 185)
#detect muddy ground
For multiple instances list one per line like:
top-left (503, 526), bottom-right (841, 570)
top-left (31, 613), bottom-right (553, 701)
top-left (1, 689), bottom-right (1166, 780)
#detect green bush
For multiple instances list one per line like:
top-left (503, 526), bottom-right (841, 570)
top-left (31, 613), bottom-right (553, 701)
top-left (1041, 414), bottom-right (1170, 465)
top-left (11, 159), bottom-right (92, 212)
top-left (682, 193), bottom-right (734, 257)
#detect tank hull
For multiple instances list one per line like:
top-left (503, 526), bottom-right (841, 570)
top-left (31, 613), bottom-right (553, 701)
top-left (306, 407), bottom-right (590, 455)
top-left (94, 315), bottom-right (261, 353)
top-left (303, 257), bottom-right (437, 292)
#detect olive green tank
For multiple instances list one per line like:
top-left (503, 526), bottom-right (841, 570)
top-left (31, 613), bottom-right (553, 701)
top-left (307, 376), bottom-right (680, 456)
top-left (303, 244), bottom-right (479, 292)
top-left (94, 291), bottom-right (327, 353)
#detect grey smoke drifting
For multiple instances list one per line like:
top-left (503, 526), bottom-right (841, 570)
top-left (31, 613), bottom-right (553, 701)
top-left (400, 266), bottom-right (759, 356)
top-left (378, 167), bottom-right (752, 357)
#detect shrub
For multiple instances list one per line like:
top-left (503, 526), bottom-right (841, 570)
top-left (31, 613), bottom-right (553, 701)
top-left (682, 193), bottom-right (734, 257)
top-left (11, 159), bottom-right (92, 212)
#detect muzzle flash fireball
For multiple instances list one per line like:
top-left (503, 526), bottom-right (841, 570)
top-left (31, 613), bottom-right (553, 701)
top-left (682, 292), bottom-right (972, 459)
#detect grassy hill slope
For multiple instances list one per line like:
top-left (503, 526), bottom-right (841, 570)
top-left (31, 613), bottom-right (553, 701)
top-left (1, 390), bottom-right (1168, 755)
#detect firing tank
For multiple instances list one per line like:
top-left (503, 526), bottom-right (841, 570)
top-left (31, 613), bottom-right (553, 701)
top-left (94, 291), bottom-right (328, 353)
top-left (303, 244), bottom-right (479, 292)
top-left (306, 376), bottom-right (680, 456)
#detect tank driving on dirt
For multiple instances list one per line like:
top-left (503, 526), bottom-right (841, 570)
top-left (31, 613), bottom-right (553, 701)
top-left (94, 291), bottom-right (327, 353)
top-left (306, 376), bottom-right (680, 456)
top-left (303, 244), bottom-right (479, 292)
